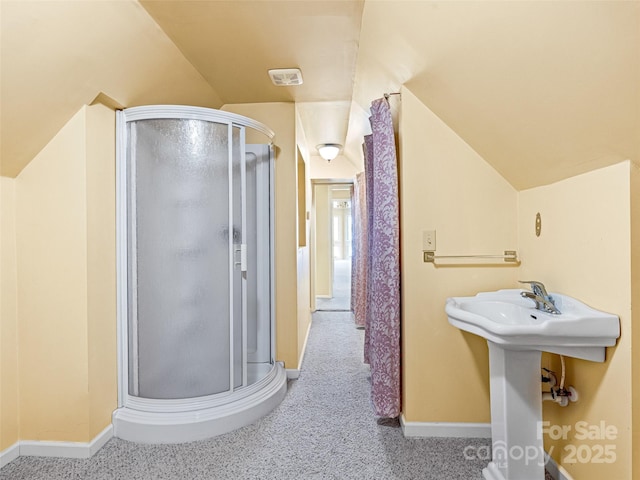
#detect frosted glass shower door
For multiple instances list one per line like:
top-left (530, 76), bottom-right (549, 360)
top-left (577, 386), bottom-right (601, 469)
top-left (115, 106), bottom-right (280, 443)
top-left (128, 119), bottom-right (232, 399)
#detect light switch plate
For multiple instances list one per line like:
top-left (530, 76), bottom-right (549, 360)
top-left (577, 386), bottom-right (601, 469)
top-left (423, 230), bottom-right (436, 251)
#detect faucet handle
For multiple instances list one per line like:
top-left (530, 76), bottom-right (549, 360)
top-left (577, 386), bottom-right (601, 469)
top-left (518, 280), bottom-right (549, 298)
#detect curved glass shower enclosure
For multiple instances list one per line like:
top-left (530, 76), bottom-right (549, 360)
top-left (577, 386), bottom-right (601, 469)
top-left (113, 106), bottom-right (287, 443)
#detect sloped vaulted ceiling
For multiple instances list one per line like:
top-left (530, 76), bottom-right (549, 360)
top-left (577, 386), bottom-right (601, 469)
top-left (0, 0), bottom-right (365, 177)
top-left (354, 1), bottom-right (640, 190)
top-left (0, 0), bottom-right (223, 177)
top-left (2, 0), bottom-right (639, 190)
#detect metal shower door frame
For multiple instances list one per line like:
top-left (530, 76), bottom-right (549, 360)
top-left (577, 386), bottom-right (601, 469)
top-left (115, 106), bottom-right (275, 412)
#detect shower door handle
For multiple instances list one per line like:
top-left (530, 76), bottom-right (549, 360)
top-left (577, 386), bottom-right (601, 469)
top-left (234, 244), bottom-right (247, 272)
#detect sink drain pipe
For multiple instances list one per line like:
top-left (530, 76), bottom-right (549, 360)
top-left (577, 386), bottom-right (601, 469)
top-left (542, 355), bottom-right (579, 407)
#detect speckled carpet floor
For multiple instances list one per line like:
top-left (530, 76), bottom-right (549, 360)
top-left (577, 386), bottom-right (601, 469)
top-left (1, 311), bottom-right (491, 480)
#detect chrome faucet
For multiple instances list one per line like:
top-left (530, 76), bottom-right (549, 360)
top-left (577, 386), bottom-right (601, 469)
top-left (519, 280), bottom-right (561, 314)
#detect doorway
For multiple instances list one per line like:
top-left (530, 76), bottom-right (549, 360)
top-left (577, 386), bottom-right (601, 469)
top-left (312, 182), bottom-right (353, 311)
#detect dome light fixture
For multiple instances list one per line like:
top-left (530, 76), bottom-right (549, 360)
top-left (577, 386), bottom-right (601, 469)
top-left (316, 143), bottom-right (342, 162)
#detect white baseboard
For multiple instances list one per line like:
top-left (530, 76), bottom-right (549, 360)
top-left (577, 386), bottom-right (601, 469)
top-left (544, 452), bottom-right (575, 480)
top-left (286, 369), bottom-right (300, 379)
top-left (400, 415), bottom-right (491, 438)
top-left (0, 424), bottom-right (113, 467)
top-left (286, 318), bottom-right (313, 381)
top-left (398, 416), bottom-right (577, 479)
top-left (0, 442), bottom-right (20, 469)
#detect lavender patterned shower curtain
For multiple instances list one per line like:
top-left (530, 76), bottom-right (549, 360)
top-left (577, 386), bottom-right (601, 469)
top-left (361, 98), bottom-right (401, 418)
top-left (351, 171), bottom-right (367, 328)
top-left (363, 134), bottom-right (374, 364)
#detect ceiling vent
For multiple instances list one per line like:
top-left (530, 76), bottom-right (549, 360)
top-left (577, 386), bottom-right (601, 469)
top-left (268, 68), bottom-right (303, 86)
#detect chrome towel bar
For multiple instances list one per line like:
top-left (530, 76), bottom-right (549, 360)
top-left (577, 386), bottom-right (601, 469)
top-left (423, 250), bottom-right (518, 263)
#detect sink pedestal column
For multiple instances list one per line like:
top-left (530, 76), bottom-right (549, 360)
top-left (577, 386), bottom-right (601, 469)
top-left (483, 342), bottom-right (546, 480)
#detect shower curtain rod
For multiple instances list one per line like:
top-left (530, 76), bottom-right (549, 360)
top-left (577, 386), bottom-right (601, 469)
top-left (383, 92), bottom-right (401, 101)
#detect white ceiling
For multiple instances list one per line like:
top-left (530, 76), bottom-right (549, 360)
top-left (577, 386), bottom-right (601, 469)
top-left (2, 1), bottom-right (639, 189)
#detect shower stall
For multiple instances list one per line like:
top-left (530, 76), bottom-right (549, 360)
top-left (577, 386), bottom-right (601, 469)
top-left (113, 106), bottom-right (287, 443)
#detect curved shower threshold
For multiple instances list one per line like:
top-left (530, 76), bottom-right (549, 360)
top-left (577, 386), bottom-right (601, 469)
top-left (112, 363), bottom-right (287, 444)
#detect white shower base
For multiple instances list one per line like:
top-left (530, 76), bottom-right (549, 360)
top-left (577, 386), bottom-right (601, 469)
top-left (112, 362), bottom-right (287, 444)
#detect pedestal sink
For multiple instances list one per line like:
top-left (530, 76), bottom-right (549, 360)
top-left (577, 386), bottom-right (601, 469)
top-left (446, 289), bottom-right (620, 480)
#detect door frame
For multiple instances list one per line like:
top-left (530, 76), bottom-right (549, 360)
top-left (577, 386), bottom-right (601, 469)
top-left (310, 179), bottom-right (354, 312)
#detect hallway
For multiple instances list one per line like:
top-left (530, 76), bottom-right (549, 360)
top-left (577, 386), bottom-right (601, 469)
top-left (1, 311), bottom-right (489, 479)
top-left (315, 259), bottom-right (352, 312)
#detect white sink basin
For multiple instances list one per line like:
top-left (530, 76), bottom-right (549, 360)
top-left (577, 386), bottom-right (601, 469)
top-left (446, 289), bottom-right (621, 479)
top-left (446, 289), bottom-right (620, 361)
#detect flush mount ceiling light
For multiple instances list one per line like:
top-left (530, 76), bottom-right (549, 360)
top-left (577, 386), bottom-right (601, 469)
top-left (268, 68), bottom-right (303, 86)
top-left (316, 143), bottom-right (342, 162)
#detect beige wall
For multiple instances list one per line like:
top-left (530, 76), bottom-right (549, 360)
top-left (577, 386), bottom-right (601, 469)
top-left (314, 185), bottom-right (332, 298)
top-left (17, 108), bottom-right (91, 441)
top-left (631, 161), bottom-right (640, 479)
top-left (399, 86), bottom-right (519, 422)
top-left (296, 244), bottom-right (311, 366)
top-left (296, 160), bottom-right (312, 366)
top-left (297, 153), bottom-right (307, 248)
top-left (295, 109), bottom-right (313, 365)
top-left (14, 104), bottom-right (117, 443)
top-left (1, 177), bottom-right (19, 450)
top-left (518, 162), bottom-right (633, 480)
top-left (85, 105), bottom-right (117, 438)
top-left (222, 103), bottom-right (302, 369)
top-left (401, 87), bottom-right (635, 478)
